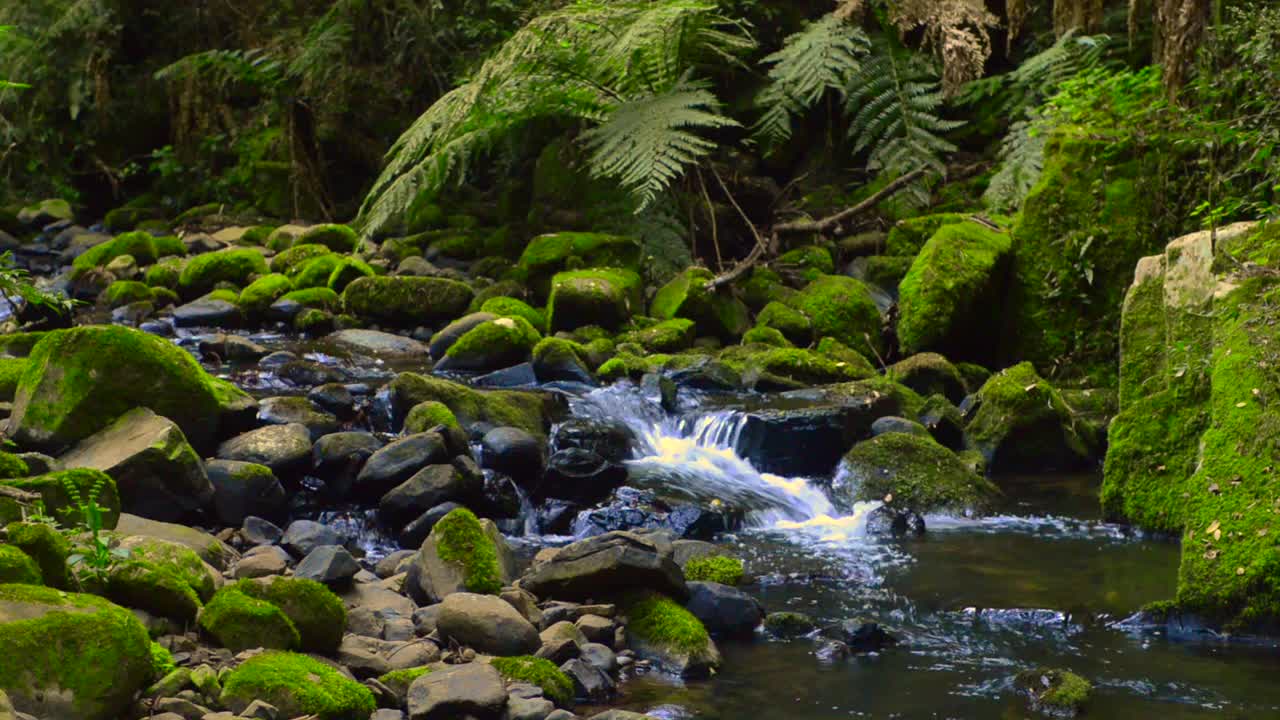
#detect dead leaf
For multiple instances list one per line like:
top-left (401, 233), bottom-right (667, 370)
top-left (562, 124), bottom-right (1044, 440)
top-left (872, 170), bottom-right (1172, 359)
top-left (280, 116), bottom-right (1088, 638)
top-left (1259, 528), bottom-right (1269, 537)
top-left (1024, 384), bottom-right (1037, 392)
top-left (1209, 483), bottom-right (1221, 494)
top-left (884, 493), bottom-right (894, 504)
top-left (1237, 567), bottom-right (1246, 576)
top-left (1237, 401), bottom-right (1248, 408)
top-left (1214, 528), bottom-right (1223, 541)
top-left (1207, 520), bottom-right (1221, 534)
top-left (1205, 549), bottom-right (1219, 560)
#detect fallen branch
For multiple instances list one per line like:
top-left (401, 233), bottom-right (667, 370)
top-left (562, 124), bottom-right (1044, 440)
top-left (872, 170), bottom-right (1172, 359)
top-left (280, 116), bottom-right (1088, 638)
top-left (773, 168), bottom-right (926, 235)
top-left (706, 167), bottom-right (776, 291)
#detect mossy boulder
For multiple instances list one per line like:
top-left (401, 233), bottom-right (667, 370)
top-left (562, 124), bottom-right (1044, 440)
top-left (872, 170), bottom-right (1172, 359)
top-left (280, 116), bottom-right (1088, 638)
top-left (490, 656), bottom-right (573, 707)
top-left (683, 555), bottom-right (743, 586)
top-left (1015, 667), bottom-right (1092, 718)
top-left (177, 248), bottom-right (268, 298)
top-left (480, 296), bottom-right (546, 332)
top-left (756, 300), bottom-right (812, 346)
top-left (409, 507), bottom-right (514, 602)
top-left (8, 326), bottom-right (236, 454)
top-left (233, 576), bottom-right (346, 653)
top-left (531, 337), bottom-right (595, 383)
top-left (404, 400), bottom-right (461, 433)
top-left (621, 318), bottom-right (696, 354)
top-left (0, 546), bottom-right (41, 584)
top-left (101, 280), bottom-right (153, 308)
top-left (838, 432), bottom-right (999, 514)
top-left (297, 224), bottom-right (359, 252)
top-left (289, 254), bottom-right (344, 289)
top-left (790, 274), bottom-right (883, 359)
top-left (897, 220), bottom-right (1012, 363)
top-left (741, 326), bottom-right (790, 347)
top-left (326, 257), bottom-right (376, 292)
top-left (105, 559), bottom-right (203, 623)
top-left (0, 359), bottom-right (27, 403)
top-left (547, 268), bottom-right (642, 333)
top-left (219, 651), bottom-right (376, 720)
top-left (144, 260), bottom-right (181, 289)
top-left (965, 362), bottom-right (1093, 473)
top-left (278, 287), bottom-right (341, 312)
top-left (439, 316), bottom-right (542, 372)
top-left (650, 267), bottom-right (750, 341)
top-left (4, 522), bottom-right (69, 588)
top-left (719, 345), bottom-right (874, 389)
top-left (197, 586), bottom-right (300, 652)
top-left (0, 469), bottom-right (120, 530)
top-left (621, 592), bottom-right (720, 677)
top-left (885, 213), bottom-right (969, 256)
top-left (0, 584), bottom-right (152, 720)
top-left (269, 243), bottom-right (332, 274)
top-left (239, 273), bottom-right (294, 314)
top-left (342, 276), bottom-right (474, 328)
top-left (740, 266), bottom-right (794, 312)
top-left (887, 353), bottom-right (968, 404)
top-left (116, 536), bottom-right (217, 601)
top-left (18, 198), bottom-right (73, 226)
top-left (776, 245), bottom-right (835, 282)
top-left (389, 372), bottom-right (552, 439)
top-left (517, 232), bottom-right (642, 298)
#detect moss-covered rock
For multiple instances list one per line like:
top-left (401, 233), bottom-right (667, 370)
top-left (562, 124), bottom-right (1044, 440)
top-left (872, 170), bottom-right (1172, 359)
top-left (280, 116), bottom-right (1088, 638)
top-left (1015, 667), bottom-right (1092, 717)
top-left (517, 232), bottom-right (642, 298)
top-left (342, 276), bottom-right (474, 328)
top-left (0, 546), bottom-right (41, 584)
top-left (18, 199), bottom-right (73, 226)
top-left (197, 586), bottom-right (300, 652)
top-left (965, 362), bottom-right (1093, 473)
top-left (73, 231), bottom-right (184, 272)
top-left (790, 274), bottom-right (882, 359)
top-left (0, 469), bottom-right (121, 530)
top-left (233, 576), bottom-right (345, 654)
top-left (776, 245), bottom-right (835, 282)
top-left (8, 326), bottom-right (233, 454)
top-left (0, 584), bottom-right (152, 720)
top-left (279, 287), bottom-right (341, 312)
top-left (239, 273), bottom-right (293, 314)
top-left (144, 260), bottom-right (182, 290)
top-left (547, 268), bottom-right (642, 333)
top-left (289, 254), bottom-right (344, 289)
top-left (105, 560), bottom-right (203, 623)
top-left (887, 353), bottom-right (968, 404)
top-left (390, 372), bottom-right (551, 439)
top-left (326, 257), bottom-right (376, 293)
top-left (269, 243), bottom-right (332, 274)
top-left (621, 318), bottom-right (696, 354)
top-left (740, 266), bottom-right (794, 312)
top-left (480, 296), bottom-right (546, 332)
top-left (490, 656), bottom-right (573, 707)
top-left (741, 326), bottom-right (791, 347)
top-left (116, 536), bottom-right (216, 601)
top-left (838, 432), bottom-right (999, 514)
top-left (885, 213), bottom-right (969, 256)
top-left (297, 224), bottom-right (358, 252)
top-left (219, 651), bottom-right (375, 720)
top-left (4, 522), bottom-right (68, 588)
top-left (756, 300), bottom-right (812, 346)
top-left (429, 507), bottom-right (504, 595)
top-left (683, 555), bottom-right (743, 586)
top-left (101, 280), bottom-right (153, 308)
top-left (719, 345), bottom-right (874, 388)
top-left (622, 591), bottom-right (720, 677)
top-left (0, 359), bottom-right (26, 403)
top-left (650, 267), bottom-right (750, 341)
top-left (897, 221), bottom-right (1012, 363)
top-left (177, 248), bottom-right (268, 299)
top-left (404, 400), bottom-right (460, 433)
top-left (440, 316), bottom-right (542, 372)
top-left (862, 255), bottom-right (914, 291)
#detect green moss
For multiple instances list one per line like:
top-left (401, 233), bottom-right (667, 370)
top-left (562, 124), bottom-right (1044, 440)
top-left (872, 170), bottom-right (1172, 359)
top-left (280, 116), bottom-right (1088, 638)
top-left (776, 245), bottom-right (834, 282)
top-left (740, 266), bottom-right (794, 312)
top-left (151, 235), bottom-right (186, 258)
top-left (197, 587), bottom-right (300, 652)
top-left (621, 318), bottom-right (696, 353)
top-left (763, 611), bottom-right (815, 636)
top-left (741, 326), bottom-right (790, 347)
top-left (684, 555), bottom-right (743, 586)
top-left (841, 433), bottom-right (999, 513)
top-left (239, 273), bottom-right (294, 313)
top-left (376, 666), bottom-right (432, 696)
top-left (1015, 668), bottom-right (1092, 715)
top-left (0, 584), bottom-right (153, 720)
top-left (280, 287), bottom-right (341, 311)
top-left (886, 353), bottom-right (967, 401)
top-left (433, 507), bottom-right (502, 595)
top-left (650, 267), bottom-right (749, 341)
top-left (103, 206), bottom-right (162, 233)
top-left (756, 301), bottom-right (812, 346)
top-left (481, 296), bottom-right (546, 331)
top-left (0, 358), bottom-right (27, 402)
top-left (149, 642), bottom-right (175, 680)
top-left (517, 232), bottom-right (642, 297)
top-left (0, 545), bottom-right (42, 584)
top-left (0, 333), bottom-right (45, 358)
top-left (547, 268), bottom-right (643, 333)
top-left (102, 281), bottom-right (153, 308)
top-left (789, 275), bottom-right (882, 359)
top-left (290, 254), bottom-right (344, 289)
top-left (342, 276), bottom-right (475, 328)
top-left (897, 221), bottom-right (1012, 361)
top-left (122, 538), bottom-right (215, 601)
top-left (326, 257), bottom-right (376, 292)
top-left (1, 469), bottom-right (121, 530)
top-left (720, 345), bottom-right (874, 387)
top-left (73, 231), bottom-right (184, 272)
top-left (145, 261), bottom-right (182, 290)
top-left (178, 249), bottom-right (268, 298)
top-left (623, 592), bottom-right (711, 655)
top-left (885, 213), bottom-right (969, 256)
top-left (596, 352), bottom-right (659, 382)
top-left (404, 400), bottom-right (460, 433)
top-left (106, 560), bottom-right (203, 622)
top-left (389, 372), bottom-right (549, 438)
top-left (863, 255), bottom-right (914, 290)
top-left (490, 656), bottom-right (573, 707)
top-left (219, 651), bottom-right (375, 720)
top-left (239, 225), bottom-right (275, 246)
top-left (966, 362), bottom-right (1092, 472)
top-left (4, 522), bottom-right (68, 588)
top-left (269, 243), bottom-right (332, 275)
top-left (298, 224), bottom-right (358, 253)
top-left (234, 576), bottom-right (346, 654)
top-left (445, 316), bottom-right (542, 369)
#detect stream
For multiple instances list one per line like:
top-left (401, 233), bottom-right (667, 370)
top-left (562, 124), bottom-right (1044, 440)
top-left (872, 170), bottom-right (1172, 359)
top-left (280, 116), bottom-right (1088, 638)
top-left (188, 327), bottom-right (1280, 720)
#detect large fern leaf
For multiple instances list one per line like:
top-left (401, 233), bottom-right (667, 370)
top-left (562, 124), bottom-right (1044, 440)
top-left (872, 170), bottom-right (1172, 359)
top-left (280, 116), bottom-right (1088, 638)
top-left (753, 14), bottom-right (870, 149)
top-left (581, 80), bottom-right (740, 210)
top-left (845, 46), bottom-right (962, 176)
top-left (983, 114), bottom-right (1048, 211)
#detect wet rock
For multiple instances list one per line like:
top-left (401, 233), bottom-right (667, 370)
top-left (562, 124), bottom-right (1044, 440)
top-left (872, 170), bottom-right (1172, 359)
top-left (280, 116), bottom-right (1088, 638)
top-left (869, 416), bottom-right (930, 438)
top-left (864, 505), bottom-right (926, 536)
top-left (428, 312), bottom-right (498, 360)
top-left (397, 501), bottom-right (462, 549)
top-left (732, 392), bottom-right (901, 477)
top-left (640, 373), bottom-right (677, 412)
top-left (1015, 667), bottom-right (1092, 718)
top-left (836, 433), bottom-right (998, 515)
top-left (965, 363), bottom-right (1095, 473)
top-left (233, 547), bottom-right (289, 579)
top-left (276, 359), bottom-right (349, 387)
top-left (575, 615), bottom-right (614, 645)
top-left (58, 407), bottom-right (214, 522)
top-left (259, 351), bottom-right (297, 367)
top-left (308, 383), bottom-right (356, 418)
top-left (480, 427), bottom-right (545, 485)
top-left (216, 423), bottom-right (313, 475)
top-left (519, 530), bottom-right (687, 601)
top-left (685, 581), bottom-right (764, 637)
top-left (294, 544), bottom-right (360, 585)
top-left (579, 642), bottom-right (618, 673)
top-left (560, 657), bottom-right (615, 702)
top-left (406, 513), bottom-right (516, 604)
top-left (536, 499), bottom-right (582, 535)
top-left (918, 394), bottom-right (966, 451)
top-left (172, 294), bottom-right (241, 328)
top-left (281, 519), bottom-right (340, 558)
top-left (550, 418), bottom-right (635, 464)
top-left (379, 464), bottom-right (478, 527)
top-left (206, 459), bottom-right (286, 525)
top-left (473, 362), bottom-right (539, 388)
top-left (436, 592), bottom-right (540, 655)
top-left (764, 611), bottom-right (816, 637)
top-left (311, 431), bottom-right (384, 498)
top-left (570, 489), bottom-right (730, 541)
top-left (886, 353), bottom-right (968, 404)
top-left (354, 432), bottom-right (449, 501)
top-left (257, 396), bottom-right (340, 441)
top-left (198, 334), bottom-right (267, 363)
top-left (406, 661), bottom-right (507, 720)
top-left (327, 328), bottom-right (429, 358)
top-left (537, 448), bottom-right (627, 504)
top-left (242, 516), bottom-right (284, 546)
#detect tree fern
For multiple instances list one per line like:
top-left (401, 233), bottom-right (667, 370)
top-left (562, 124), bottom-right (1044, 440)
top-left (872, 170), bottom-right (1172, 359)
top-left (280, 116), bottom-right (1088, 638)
top-left (845, 45), bottom-right (961, 177)
top-left (357, 0), bottom-right (754, 237)
top-left (983, 113), bottom-right (1048, 211)
top-left (582, 79), bottom-right (739, 210)
top-left (753, 14), bottom-right (870, 149)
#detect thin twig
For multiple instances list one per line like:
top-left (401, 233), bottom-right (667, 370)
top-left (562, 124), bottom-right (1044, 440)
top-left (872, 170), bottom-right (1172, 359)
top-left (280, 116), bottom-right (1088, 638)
top-left (705, 166), bottom-right (772, 291)
top-left (774, 168), bottom-right (926, 235)
top-left (696, 168), bottom-right (722, 271)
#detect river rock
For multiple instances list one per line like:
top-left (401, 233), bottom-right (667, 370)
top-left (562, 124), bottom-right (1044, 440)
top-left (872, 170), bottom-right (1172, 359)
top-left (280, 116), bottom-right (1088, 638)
top-left (684, 581), bottom-right (763, 637)
top-left (519, 530), bottom-right (687, 601)
top-left (326, 328), bottom-right (429, 358)
top-left (206, 459), bottom-right (286, 525)
top-left (242, 515), bottom-right (283, 545)
top-left (480, 427), bottom-right (545, 485)
top-left (436, 592), bottom-right (540, 656)
top-left (294, 545), bottom-right (360, 585)
top-left (311, 431), bottom-right (383, 497)
top-left (560, 657), bottom-right (614, 702)
top-left (172, 294), bottom-right (241, 328)
top-left (115, 514), bottom-right (237, 570)
top-left (965, 362), bottom-right (1094, 472)
top-left (308, 383), bottom-right (356, 418)
top-left (428, 312), bottom-right (497, 360)
top-left (406, 661), bottom-right (507, 720)
top-left (837, 433), bottom-right (999, 515)
top-left (58, 407), bottom-right (213, 522)
top-left (343, 275), bottom-right (475, 329)
top-left (398, 501), bottom-right (463, 549)
top-left (353, 432), bottom-right (449, 501)
top-left (256, 396), bottom-right (340, 441)
top-left (551, 418), bottom-right (635, 464)
top-left (281, 519), bottom-right (340, 558)
top-left (198, 334), bottom-right (268, 362)
top-left (869, 416), bottom-right (931, 438)
top-left (379, 464), bottom-right (478, 527)
top-left (406, 513), bottom-right (516, 603)
top-left (537, 448), bottom-right (627, 504)
top-left (216, 423), bottom-right (313, 475)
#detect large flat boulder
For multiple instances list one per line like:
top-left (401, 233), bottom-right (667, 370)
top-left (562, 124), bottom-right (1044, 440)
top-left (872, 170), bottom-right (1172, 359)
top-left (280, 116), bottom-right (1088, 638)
top-left (519, 530), bottom-right (687, 602)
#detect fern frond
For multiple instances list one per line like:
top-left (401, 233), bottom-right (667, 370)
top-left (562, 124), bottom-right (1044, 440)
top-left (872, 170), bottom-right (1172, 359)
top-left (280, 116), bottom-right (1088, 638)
top-left (753, 14), bottom-right (869, 149)
top-left (845, 45), bottom-right (961, 176)
top-left (983, 114), bottom-right (1048, 211)
top-left (287, 6), bottom-right (355, 91)
top-left (581, 80), bottom-right (739, 210)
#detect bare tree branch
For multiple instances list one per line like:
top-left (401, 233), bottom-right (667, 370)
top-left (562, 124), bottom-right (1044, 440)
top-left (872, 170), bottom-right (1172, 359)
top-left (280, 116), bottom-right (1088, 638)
top-left (773, 168), bottom-right (926, 235)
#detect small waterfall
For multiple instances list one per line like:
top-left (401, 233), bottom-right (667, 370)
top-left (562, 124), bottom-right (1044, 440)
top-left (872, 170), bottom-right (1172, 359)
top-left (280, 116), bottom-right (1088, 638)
top-left (572, 384), bottom-right (880, 539)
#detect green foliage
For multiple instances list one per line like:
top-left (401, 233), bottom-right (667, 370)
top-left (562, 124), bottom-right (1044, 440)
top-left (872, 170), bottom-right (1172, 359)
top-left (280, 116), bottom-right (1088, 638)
top-left (684, 555), bottom-right (744, 585)
top-left (0, 252), bottom-right (77, 327)
top-left (58, 470), bottom-right (128, 587)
